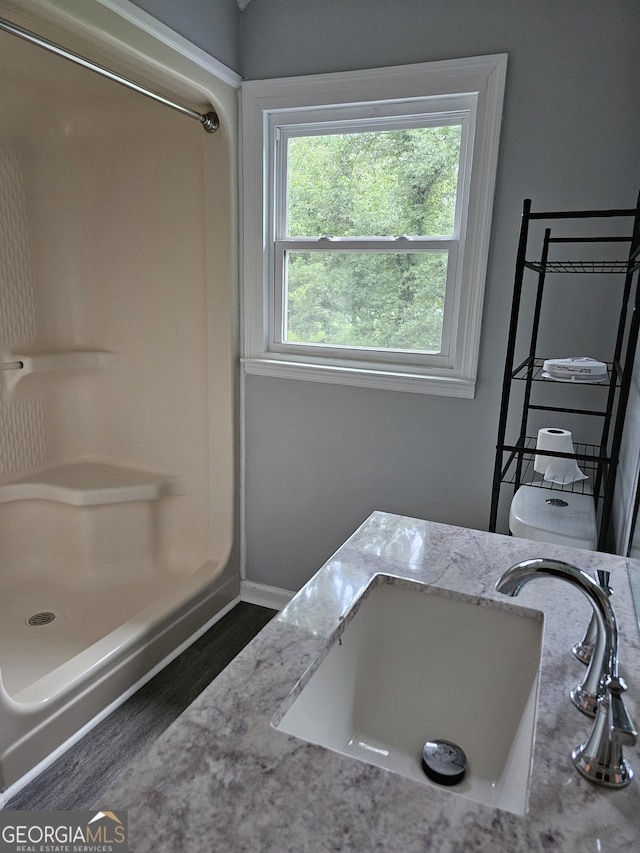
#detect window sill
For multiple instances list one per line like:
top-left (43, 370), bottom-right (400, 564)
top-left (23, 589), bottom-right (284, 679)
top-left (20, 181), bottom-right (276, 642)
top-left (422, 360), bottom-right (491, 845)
top-left (241, 357), bottom-right (476, 398)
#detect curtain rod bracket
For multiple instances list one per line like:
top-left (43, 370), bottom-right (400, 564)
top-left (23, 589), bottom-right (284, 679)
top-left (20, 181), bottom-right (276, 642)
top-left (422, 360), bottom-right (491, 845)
top-left (200, 111), bottom-right (220, 134)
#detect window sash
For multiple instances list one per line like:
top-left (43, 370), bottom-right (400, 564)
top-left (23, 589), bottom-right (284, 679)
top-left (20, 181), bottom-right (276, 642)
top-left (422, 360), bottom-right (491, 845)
top-left (274, 110), bottom-right (471, 243)
top-left (270, 112), bottom-right (471, 367)
top-left (271, 240), bottom-right (459, 366)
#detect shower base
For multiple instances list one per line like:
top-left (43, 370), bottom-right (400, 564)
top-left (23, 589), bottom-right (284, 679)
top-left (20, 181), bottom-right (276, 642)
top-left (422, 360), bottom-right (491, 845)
top-left (0, 466), bottom-right (236, 791)
top-left (0, 556), bottom-right (235, 794)
top-left (0, 569), bottom-right (187, 697)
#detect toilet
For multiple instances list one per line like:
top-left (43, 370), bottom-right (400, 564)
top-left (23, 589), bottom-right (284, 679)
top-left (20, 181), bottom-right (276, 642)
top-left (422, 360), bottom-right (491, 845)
top-left (509, 485), bottom-right (597, 550)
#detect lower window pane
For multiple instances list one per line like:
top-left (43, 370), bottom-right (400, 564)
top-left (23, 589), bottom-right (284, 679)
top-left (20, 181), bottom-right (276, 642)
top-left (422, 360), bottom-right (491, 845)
top-left (284, 251), bottom-right (448, 352)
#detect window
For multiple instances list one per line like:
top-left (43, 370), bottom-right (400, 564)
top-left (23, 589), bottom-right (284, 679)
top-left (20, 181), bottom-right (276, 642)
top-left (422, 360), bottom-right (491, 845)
top-left (241, 55), bottom-right (507, 396)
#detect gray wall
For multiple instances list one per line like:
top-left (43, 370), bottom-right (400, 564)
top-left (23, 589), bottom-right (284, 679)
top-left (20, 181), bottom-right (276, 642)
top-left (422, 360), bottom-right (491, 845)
top-left (128, 0), bottom-right (241, 72)
top-left (125, 0), bottom-right (640, 589)
top-left (241, 0), bottom-right (640, 591)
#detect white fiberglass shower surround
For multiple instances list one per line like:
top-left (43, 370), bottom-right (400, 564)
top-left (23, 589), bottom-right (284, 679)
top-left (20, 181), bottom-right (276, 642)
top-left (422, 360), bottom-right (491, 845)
top-left (0, 0), bottom-right (238, 794)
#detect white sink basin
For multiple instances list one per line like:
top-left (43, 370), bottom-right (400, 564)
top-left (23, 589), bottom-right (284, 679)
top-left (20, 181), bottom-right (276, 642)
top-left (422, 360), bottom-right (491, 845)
top-left (273, 575), bottom-right (544, 814)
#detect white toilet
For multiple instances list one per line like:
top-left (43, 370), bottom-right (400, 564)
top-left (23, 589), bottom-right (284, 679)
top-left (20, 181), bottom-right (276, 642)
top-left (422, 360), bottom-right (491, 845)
top-left (509, 485), bottom-right (597, 550)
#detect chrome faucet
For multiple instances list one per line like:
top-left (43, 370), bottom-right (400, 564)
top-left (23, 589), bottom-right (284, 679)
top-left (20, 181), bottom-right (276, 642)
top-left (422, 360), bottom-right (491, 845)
top-left (496, 558), bottom-right (637, 788)
top-left (572, 569), bottom-right (612, 666)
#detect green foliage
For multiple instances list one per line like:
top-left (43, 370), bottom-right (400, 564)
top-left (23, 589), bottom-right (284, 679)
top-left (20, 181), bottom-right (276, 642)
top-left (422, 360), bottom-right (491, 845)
top-left (284, 125), bottom-right (461, 351)
top-left (287, 251), bottom-right (447, 351)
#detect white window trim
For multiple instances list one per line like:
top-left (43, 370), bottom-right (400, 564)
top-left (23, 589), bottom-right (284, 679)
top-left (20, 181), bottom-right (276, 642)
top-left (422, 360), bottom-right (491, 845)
top-left (240, 54), bottom-right (507, 397)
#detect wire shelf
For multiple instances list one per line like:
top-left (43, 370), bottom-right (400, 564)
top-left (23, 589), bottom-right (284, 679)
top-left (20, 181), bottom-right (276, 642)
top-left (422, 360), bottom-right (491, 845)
top-left (511, 357), bottom-right (613, 386)
top-left (499, 436), bottom-right (607, 496)
top-left (524, 259), bottom-right (631, 274)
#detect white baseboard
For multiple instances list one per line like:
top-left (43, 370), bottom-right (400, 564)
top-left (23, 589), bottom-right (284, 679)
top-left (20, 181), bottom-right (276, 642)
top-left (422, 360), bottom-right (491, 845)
top-left (240, 580), bottom-right (294, 611)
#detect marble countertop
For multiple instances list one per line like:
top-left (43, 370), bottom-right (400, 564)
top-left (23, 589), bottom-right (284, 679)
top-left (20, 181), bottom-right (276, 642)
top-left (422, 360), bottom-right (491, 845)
top-left (98, 513), bottom-right (640, 852)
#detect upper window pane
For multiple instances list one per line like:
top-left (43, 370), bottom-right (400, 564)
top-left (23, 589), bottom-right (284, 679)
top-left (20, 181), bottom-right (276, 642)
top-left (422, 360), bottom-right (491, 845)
top-left (286, 125), bottom-right (462, 239)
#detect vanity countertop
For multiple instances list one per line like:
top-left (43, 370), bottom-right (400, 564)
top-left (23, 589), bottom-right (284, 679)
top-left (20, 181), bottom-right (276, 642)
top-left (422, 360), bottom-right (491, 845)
top-left (98, 513), bottom-right (640, 852)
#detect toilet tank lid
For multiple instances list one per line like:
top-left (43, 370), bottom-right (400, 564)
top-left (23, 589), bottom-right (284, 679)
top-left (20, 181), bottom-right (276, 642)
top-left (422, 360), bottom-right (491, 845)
top-left (510, 485), bottom-right (597, 539)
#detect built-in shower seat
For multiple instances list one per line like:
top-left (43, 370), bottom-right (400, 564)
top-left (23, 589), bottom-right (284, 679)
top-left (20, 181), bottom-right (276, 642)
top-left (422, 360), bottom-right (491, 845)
top-left (0, 461), bottom-right (183, 579)
top-left (0, 461), bottom-right (181, 506)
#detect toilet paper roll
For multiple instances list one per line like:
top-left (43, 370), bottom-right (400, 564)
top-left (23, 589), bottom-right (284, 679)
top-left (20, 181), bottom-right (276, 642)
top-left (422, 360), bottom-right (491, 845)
top-left (534, 427), bottom-right (588, 485)
top-left (534, 428), bottom-right (573, 473)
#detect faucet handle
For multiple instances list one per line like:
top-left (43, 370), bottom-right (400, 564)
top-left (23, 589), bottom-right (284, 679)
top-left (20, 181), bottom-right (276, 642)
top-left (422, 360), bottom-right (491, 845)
top-left (572, 674), bottom-right (636, 787)
top-left (607, 676), bottom-right (638, 746)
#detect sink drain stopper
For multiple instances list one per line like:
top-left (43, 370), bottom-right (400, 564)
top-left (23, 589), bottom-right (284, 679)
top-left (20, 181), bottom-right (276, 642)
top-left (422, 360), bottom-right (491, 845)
top-left (422, 739), bottom-right (467, 786)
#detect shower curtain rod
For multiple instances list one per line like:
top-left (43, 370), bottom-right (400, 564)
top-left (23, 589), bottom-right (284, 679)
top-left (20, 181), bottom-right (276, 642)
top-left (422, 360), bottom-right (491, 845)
top-left (0, 15), bottom-right (219, 133)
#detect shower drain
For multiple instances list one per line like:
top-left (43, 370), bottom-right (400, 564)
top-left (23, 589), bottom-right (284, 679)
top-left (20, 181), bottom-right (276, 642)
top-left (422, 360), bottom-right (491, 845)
top-left (26, 611), bottom-right (56, 627)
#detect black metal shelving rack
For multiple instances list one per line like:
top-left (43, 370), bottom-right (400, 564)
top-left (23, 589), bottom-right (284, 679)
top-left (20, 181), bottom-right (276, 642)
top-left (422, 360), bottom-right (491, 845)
top-left (489, 194), bottom-right (640, 551)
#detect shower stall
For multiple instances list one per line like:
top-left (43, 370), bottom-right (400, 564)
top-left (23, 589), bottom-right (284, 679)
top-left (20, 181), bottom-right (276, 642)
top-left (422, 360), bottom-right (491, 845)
top-left (0, 0), bottom-right (238, 793)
